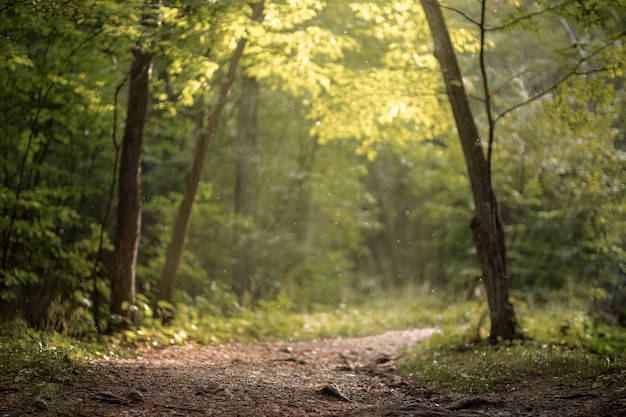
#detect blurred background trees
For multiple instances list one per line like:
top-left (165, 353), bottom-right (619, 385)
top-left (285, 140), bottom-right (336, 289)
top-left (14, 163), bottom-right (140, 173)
top-left (1, 0), bottom-right (624, 334)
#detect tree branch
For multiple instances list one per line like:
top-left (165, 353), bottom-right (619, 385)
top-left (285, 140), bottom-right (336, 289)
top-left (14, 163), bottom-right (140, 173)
top-left (478, 0), bottom-right (495, 182)
top-left (492, 68), bottom-right (530, 96)
top-left (495, 30), bottom-right (626, 122)
top-left (438, 2), bottom-right (479, 27)
top-left (495, 68), bottom-right (613, 122)
top-left (469, 93), bottom-right (486, 103)
top-left (485, 0), bottom-right (577, 32)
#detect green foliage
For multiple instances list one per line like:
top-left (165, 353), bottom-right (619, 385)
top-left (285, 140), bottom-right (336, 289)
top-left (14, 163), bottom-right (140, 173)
top-left (0, 184), bottom-right (110, 330)
top-left (0, 0), bottom-right (122, 328)
top-left (1, 0), bottom-right (625, 334)
top-left (490, 89), bottom-right (626, 315)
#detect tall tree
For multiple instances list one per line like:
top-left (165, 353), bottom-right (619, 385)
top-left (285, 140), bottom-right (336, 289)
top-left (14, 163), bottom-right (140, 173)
top-left (232, 73), bottom-right (261, 305)
top-left (419, 0), bottom-right (519, 342)
top-left (232, 1), bottom-right (266, 305)
top-left (109, 0), bottom-right (160, 325)
top-left (156, 2), bottom-right (265, 320)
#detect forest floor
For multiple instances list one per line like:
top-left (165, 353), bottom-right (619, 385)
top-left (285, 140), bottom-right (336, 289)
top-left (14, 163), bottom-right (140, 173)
top-left (2, 328), bottom-right (624, 417)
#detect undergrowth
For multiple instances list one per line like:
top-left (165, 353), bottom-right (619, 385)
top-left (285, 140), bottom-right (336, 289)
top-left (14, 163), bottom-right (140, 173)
top-left (2, 290), bottom-right (626, 395)
top-left (399, 299), bottom-right (626, 395)
top-left (0, 328), bottom-right (105, 385)
top-left (117, 289), bottom-right (443, 348)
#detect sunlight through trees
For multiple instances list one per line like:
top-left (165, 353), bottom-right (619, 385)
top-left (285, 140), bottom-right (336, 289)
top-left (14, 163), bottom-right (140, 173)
top-left (1, 0), bottom-right (624, 337)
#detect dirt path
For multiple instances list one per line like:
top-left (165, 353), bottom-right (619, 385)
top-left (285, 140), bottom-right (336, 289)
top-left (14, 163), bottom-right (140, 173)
top-left (2, 328), bottom-right (623, 416)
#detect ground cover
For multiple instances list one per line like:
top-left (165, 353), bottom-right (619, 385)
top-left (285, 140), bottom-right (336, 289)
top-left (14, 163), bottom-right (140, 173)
top-left (1, 296), bottom-right (625, 416)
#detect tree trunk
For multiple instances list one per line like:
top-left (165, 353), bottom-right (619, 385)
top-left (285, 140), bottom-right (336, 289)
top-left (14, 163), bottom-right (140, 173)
top-left (156, 39), bottom-right (251, 322)
top-left (109, 46), bottom-right (153, 324)
top-left (233, 74), bottom-right (260, 305)
top-left (419, 0), bottom-right (519, 343)
top-left (156, 2), bottom-right (264, 321)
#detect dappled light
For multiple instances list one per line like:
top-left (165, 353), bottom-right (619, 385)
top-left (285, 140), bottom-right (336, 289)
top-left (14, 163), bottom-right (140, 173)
top-left (1, 0), bottom-right (625, 415)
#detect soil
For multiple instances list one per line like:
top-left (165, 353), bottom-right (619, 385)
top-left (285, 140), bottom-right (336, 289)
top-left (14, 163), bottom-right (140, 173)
top-left (2, 328), bottom-right (625, 416)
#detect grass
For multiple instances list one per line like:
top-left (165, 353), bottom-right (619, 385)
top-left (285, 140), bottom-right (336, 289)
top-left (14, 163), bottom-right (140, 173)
top-left (0, 327), bottom-right (116, 414)
top-left (400, 335), bottom-right (624, 394)
top-left (1, 334), bottom-right (82, 386)
top-left (120, 289), bottom-right (444, 347)
top-left (398, 298), bottom-right (626, 395)
top-left (0, 322), bottom-right (133, 386)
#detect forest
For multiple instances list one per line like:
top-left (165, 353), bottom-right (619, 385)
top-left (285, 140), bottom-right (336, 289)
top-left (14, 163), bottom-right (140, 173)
top-left (1, 0), bottom-right (625, 343)
top-left (2, 1), bottom-right (626, 415)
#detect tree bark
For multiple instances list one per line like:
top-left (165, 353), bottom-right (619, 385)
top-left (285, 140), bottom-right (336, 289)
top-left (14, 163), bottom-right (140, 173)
top-left (233, 74), bottom-right (260, 305)
top-left (419, 0), bottom-right (519, 342)
top-left (109, 46), bottom-right (153, 323)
